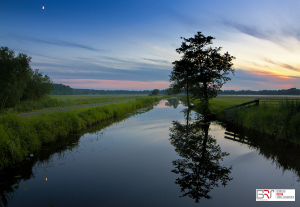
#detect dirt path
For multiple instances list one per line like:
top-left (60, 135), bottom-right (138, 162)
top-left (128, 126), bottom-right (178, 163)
top-left (17, 100), bottom-right (134, 117)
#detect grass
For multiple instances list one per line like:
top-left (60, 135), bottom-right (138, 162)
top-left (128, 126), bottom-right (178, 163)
top-left (233, 100), bottom-right (300, 143)
top-left (208, 97), bottom-right (255, 118)
top-left (0, 97), bottom-right (161, 170)
top-left (2, 95), bottom-right (150, 114)
top-left (202, 96), bottom-right (300, 144)
top-left (51, 94), bottom-right (146, 105)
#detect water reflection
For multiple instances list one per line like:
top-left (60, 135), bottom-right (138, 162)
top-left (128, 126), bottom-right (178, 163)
top-left (165, 97), bottom-right (180, 108)
top-left (169, 109), bottom-right (233, 203)
top-left (0, 132), bottom-right (82, 207)
top-left (224, 124), bottom-right (300, 185)
top-left (0, 106), bottom-right (154, 207)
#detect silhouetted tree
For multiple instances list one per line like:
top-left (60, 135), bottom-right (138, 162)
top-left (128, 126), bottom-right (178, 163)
top-left (0, 47), bottom-right (53, 109)
top-left (170, 58), bottom-right (196, 107)
top-left (151, 89), bottom-right (159, 95)
top-left (0, 47), bottom-right (31, 108)
top-left (171, 32), bottom-right (235, 113)
top-left (21, 69), bottom-right (53, 100)
top-left (164, 87), bottom-right (174, 95)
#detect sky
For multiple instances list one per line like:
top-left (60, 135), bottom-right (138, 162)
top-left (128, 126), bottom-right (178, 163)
top-left (1, 0), bottom-right (300, 91)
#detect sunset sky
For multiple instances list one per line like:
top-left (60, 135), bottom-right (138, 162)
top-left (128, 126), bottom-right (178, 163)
top-left (1, 0), bottom-right (300, 90)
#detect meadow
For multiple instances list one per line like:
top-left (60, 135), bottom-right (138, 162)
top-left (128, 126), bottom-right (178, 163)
top-left (0, 96), bottom-right (162, 169)
top-left (3, 95), bottom-right (148, 114)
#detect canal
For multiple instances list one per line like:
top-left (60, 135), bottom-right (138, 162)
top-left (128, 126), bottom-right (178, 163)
top-left (0, 100), bottom-right (299, 206)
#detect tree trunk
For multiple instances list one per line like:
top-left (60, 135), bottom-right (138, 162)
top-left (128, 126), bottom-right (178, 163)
top-left (186, 80), bottom-right (190, 108)
top-left (203, 82), bottom-right (210, 115)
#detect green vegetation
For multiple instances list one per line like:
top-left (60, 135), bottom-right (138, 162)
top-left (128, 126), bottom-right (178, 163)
top-left (0, 47), bottom-right (53, 109)
top-left (233, 100), bottom-right (300, 144)
top-left (0, 97), bottom-right (161, 169)
top-left (194, 96), bottom-right (300, 144)
top-left (2, 95), bottom-right (149, 114)
top-left (170, 32), bottom-right (235, 111)
top-left (151, 89), bottom-right (160, 96)
top-left (208, 97), bottom-right (255, 119)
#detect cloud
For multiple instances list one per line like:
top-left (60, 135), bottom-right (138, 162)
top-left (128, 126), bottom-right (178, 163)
top-left (264, 58), bottom-right (300, 72)
top-left (223, 69), bottom-right (300, 90)
top-left (38, 58), bottom-right (172, 82)
top-left (6, 34), bottom-right (104, 52)
top-left (127, 41), bottom-right (166, 51)
top-left (142, 58), bottom-right (170, 65)
top-left (223, 21), bottom-right (268, 40)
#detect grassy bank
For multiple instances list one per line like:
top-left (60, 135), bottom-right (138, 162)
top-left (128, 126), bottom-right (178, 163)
top-left (233, 100), bottom-right (300, 144)
top-left (207, 96), bottom-right (300, 144)
top-left (2, 95), bottom-right (147, 114)
top-left (0, 97), bottom-right (161, 169)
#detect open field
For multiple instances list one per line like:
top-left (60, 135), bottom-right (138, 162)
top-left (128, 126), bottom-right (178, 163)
top-left (4, 95), bottom-right (150, 114)
top-left (209, 95), bottom-right (300, 116)
top-left (51, 95), bottom-right (148, 105)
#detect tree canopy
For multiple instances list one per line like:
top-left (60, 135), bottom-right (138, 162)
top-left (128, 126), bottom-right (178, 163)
top-left (0, 46), bottom-right (53, 109)
top-left (170, 32), bottom-right (235, 111)
top-left (151, 89), bottom-right (160, 95)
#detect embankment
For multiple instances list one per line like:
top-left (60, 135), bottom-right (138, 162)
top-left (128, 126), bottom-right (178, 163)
top-left (0, 97), bottom-right (161, 169)
top-left (180, 96), bottom-right (300, 144)
top-left (210, 99), bottom-right (300, 144)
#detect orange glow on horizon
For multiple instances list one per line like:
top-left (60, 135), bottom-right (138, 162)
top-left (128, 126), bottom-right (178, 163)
top-left (249, 71), bottom-right (295, 82)
top-left (278, 84), bottom-right (293, 88)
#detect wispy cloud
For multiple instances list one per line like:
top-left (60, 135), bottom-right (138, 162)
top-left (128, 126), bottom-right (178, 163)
top-left (6, 34), bottom-right (104, 52)
top-left (127, 41), bottom-right (166, 51)
top-left (264, 58), bottom-right (300, 73)
top-left (223, 69), bottom-right (300, 90)
top-left (223, 21), bottom-right (269, 40)
top-left (142, 58), bottom-right (170, 65)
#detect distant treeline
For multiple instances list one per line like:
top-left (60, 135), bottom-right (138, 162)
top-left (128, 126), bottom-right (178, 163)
top-left (52, 84), bottom-right (300, 96)
top-left (51, 83), bottom-right (167, 95)
top-left (218, 88), bottom-right (300, 95)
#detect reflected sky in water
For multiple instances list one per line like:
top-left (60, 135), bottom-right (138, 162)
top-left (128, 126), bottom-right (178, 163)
top-left (1, 100), bottom-right (300, 207)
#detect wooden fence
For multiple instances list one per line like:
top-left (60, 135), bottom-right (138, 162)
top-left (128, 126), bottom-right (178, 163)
top-left (259, 99), bottom-right (300, 105)
top-left (224, 131), bottom-right (249, 144)
top-left (225, 99), bottom-right (259, 120)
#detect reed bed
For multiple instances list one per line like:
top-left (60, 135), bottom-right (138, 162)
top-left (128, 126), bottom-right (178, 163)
top-left (0, 97), bottom-right (160, 169)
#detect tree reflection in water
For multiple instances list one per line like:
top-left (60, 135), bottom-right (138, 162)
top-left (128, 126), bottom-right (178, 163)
top-left (169, 109), bottom-right (233, 202)
top-left (165, 97), bottom-right (180, 109)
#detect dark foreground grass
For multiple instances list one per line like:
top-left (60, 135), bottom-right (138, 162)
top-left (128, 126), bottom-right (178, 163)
top-left (0, 97), bottom-right (161, 169)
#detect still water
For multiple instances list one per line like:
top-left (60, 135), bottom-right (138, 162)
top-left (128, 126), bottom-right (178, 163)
top-left (1, 100), bottom-right (300, 207)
